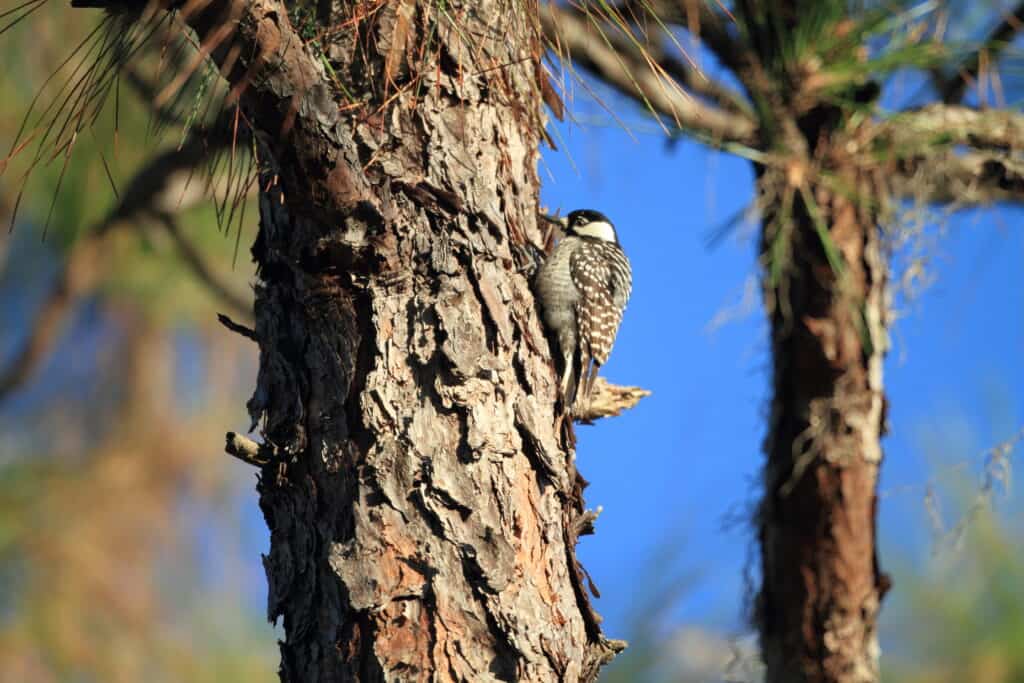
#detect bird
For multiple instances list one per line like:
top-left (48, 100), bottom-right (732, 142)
top-left (534, 209), bottom-right (632, 413)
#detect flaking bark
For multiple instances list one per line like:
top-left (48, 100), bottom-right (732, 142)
top-left (180, 0), bottom-right (627, 679)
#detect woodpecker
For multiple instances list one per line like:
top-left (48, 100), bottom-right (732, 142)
top-left (535, 209), bottom-right (632, 412)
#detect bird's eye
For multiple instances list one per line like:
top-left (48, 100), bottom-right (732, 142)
top-left (575, 216), bottom-right (586, 226)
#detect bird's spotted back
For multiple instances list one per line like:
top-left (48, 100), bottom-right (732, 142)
top-left (570, 241), bottom-right (632, 365)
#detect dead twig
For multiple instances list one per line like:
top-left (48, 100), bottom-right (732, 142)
top-left (217, 312), bottom-right (257, 341)
top-left (573, 377), bottom-right (651, 423)
top-left (224, 431), bottom-right (275, 466)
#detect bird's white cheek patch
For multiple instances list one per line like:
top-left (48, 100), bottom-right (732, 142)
top-left (575, 221), bottom-right (616, 242)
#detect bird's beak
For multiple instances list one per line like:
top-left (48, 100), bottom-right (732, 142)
top-left (541, 213), bottom-right (569, 230)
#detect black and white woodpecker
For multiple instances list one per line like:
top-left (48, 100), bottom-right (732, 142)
top-left (535, 209), bottom-right (632, 411)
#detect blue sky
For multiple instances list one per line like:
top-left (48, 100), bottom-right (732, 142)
top-left (535, 101), bottom-right (1024, 641)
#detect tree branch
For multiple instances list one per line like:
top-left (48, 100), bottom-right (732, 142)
top-left (224, 431), bottom-right (275, 466)
top-left (877, 104), bottom-right (1024, 205)
top-left (0, 126), bottom-right (234, 405)
top-left (588, 1), bottom-right (751, 116)
top-left (638, 42), bottom-right (751, 117)
top-left (541, 3), bottom-right (756, 146)
top-left (887, 104), bottom-right (1024, 152)
top-left (155, 211), bottom-right (252, 321)
top-left (574, 378), bottom-right (650, 423)
top-left (217, 312), bottom-right (257, 341)
top-left (935, 1), bottom-right (1024, 104)
top-left (893, 152), bottom-right (1024, 206)
top-left (615, 0), bottom-right (745, 76)
top-left (0, 233), bottom-right (99, 405)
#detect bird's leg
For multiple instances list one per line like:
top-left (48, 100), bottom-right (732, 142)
top-left (559, 348), bottom-right (575, 404)
top-left (512, 241), bottom-right (546, 280)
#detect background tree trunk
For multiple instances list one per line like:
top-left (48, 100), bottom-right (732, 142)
top-left (199, 0), bottom-right (622, 679)
top-left (755, 124), bottom-right (890, 682)
top-left (710, 4), bottom-right (894, 679)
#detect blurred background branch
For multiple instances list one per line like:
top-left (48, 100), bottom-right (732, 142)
top-left (932, 1), bottom-right (1024, 103)
top-left (540, 3), bottom-right (757, 146)
top-left (894, 153), bottom-right (1024, 206)
top-left (0, 115), bottom-right (251, 405)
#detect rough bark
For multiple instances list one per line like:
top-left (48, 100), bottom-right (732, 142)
top-left (754, 124), bottom-right (890, 682)
top-left (177, 0), bottom-right (622, 680)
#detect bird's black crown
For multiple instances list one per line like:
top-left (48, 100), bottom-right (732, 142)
top-left (563, 209), bottom-right (618, 243)
top-left (566, 209), bottom-right (612, 227)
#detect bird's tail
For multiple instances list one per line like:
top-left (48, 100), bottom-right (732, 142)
top-left (579, 360), bottom-right (599, 406)
top-left (565, 351), bottom-right (596, 416)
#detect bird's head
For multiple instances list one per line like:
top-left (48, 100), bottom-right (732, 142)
top-left (560, 209), bottom-right (618, 244)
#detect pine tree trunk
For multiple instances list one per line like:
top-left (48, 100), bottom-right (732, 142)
top-left (755, 126), bottom-right (891, 682)
top-left (727, 2), bottom-right (894, 677)
top-left (202, 0), bottom-right (621, 679)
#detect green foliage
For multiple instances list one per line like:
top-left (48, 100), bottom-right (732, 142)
top-left (766, 186), bottom-right (794, 290)
top-left (885, 511), bottom-right (1024, 683)
top-left (0, 4), bottom-right (268, 678)
top-left (798, 184), bottom-right (845, 276)
top-left (287, 1), bottom-right (320, 44)
top-left (0, 1), bottom-right (256, 326)
top-left (0, 320), bottom-right (271, 682)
